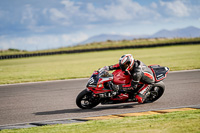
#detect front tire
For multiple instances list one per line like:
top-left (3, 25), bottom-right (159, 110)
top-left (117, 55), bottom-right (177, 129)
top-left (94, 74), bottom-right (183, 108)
top-left (76, 89), bottom-right (100, 109)
top-left (145, 81), bottom-right (165, 103)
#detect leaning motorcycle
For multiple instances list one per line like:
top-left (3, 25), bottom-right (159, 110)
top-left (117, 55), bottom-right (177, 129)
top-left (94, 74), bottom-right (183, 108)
top-left (76, 65), bottom-right (169, 109)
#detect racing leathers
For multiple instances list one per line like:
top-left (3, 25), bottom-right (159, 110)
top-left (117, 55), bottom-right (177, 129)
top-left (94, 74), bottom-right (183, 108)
top-left (108, 60), bottom-right (155, 103)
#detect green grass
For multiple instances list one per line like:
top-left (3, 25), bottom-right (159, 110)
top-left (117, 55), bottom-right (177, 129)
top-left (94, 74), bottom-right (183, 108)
top-left (0, 45), bottom-right (200, 84)
top-left (74, 37), bottom-right (200, 50)
top-left (1, 109), bottom-right (200, 133)
top-left (1, 37), bottom-right (200, 56)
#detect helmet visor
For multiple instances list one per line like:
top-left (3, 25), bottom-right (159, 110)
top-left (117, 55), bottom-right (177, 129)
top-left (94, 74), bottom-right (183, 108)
top-left (120, 63), bottom-right (129, 71)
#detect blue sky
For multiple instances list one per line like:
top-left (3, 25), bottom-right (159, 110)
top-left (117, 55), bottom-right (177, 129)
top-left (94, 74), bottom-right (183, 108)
top-left (0, 0), bottom-right (200, 51)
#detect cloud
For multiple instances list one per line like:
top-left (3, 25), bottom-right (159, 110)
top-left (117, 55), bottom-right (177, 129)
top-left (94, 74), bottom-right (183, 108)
top-left (0, 0), bottom-right (199, 51)
top-left (61, 32), bottom-right (89, 44)
top-left (43, 0), bottom-right (161, 27)
top-left (151, 2), bottom-right (158, 9)
top-left (21, 5), bottom-right (35, 25)
top-left (160, 0), bottom-right (190, 17)
top-left (21, 4), bottom-right (39, 31)
top-left (1, 0), bottom-right (195, 36)
top-left (61, 0), bottom-right (80, 13)
top-left (20, 4), bottom-right (51, 33)
top-left (45, 0), bottom-right (86, 28)
top-left (86, 0), bottom-right (159, 21)
top-left (49, 8), bottom-right (71, 25)
top-left (49, 8), bottom-right (67, 19)
top-left (0, 33), bottom-right (89, 51)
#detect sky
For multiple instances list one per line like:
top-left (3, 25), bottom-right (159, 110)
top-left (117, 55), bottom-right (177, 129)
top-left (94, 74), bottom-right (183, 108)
top-left (0, 0), bottom-right (200, 51)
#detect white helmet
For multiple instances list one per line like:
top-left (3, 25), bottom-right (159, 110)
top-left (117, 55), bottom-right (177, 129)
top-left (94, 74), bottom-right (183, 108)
top-left (119, 54), bottom-right (134, 75)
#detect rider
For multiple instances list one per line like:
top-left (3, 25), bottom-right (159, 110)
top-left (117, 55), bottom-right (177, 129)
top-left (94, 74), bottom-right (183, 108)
top-left (99, 54), bottom-right (155, 104)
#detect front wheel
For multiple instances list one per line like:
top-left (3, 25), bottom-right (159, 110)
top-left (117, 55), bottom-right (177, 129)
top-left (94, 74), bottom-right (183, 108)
top-left (76, 89), bottom-right (100, 109)
top-left (145, 81), bottom-right (165, 103)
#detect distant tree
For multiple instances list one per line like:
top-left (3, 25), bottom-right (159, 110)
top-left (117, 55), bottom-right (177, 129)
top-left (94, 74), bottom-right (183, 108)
top-left (8, 48), bottom-right (27, 52)
top-left (8, 48), bottom-right (20, 52)
top-left (107, 40), bottom-right (112, 42)
top-left (122, 39), bottom-right (128, 42)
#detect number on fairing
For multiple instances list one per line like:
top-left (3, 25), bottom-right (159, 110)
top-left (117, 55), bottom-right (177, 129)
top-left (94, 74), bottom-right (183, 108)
top-left (88, 77), bottom-right (94, 84)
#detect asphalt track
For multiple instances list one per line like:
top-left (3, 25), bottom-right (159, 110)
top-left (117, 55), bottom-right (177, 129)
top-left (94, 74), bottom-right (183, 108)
top-left (0, 70), bottom-right (200, 126)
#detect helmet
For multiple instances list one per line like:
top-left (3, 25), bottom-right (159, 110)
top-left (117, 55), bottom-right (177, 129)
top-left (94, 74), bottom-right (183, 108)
top-left (119, 54), bottom-right (134, 75)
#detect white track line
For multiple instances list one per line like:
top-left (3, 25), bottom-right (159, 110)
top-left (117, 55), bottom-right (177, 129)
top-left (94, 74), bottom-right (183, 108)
top-left (0, 78), bottom-right (88, 87)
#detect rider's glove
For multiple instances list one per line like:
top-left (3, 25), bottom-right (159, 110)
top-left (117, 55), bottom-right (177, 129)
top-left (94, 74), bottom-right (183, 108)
top-left (99, 66), bottom-right (109, 73)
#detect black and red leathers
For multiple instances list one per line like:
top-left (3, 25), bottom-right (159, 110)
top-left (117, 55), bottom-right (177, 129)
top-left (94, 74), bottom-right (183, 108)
top-left (108, 60), bottom-right (155, 103)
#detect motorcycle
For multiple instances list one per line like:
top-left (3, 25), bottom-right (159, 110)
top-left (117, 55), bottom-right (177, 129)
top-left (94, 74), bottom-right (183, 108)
top-left (76, 65), bottom-right (169, 109)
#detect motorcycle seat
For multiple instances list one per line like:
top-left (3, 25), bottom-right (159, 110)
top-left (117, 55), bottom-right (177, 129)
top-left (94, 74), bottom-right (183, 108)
top-left (148, 65), bottom-right (169, 82)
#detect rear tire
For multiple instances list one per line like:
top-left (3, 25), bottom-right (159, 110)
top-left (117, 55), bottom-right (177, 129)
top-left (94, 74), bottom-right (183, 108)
top-left (145, 81), bottom-right (165, 103)
top-left (76, 89), bottom-right (100, 109)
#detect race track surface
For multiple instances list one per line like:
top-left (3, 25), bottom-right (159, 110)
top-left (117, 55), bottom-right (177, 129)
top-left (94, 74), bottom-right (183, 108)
top-left (0, 70), bottom-right (200, 126)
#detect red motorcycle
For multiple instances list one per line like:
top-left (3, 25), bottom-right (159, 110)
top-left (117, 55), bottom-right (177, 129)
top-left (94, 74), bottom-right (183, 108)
top-left (76, 65), bottom-right (169, 109)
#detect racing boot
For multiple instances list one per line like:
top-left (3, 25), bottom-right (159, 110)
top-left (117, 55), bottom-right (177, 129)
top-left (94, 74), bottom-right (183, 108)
top-left (135, 84), bottom-right (151, 103)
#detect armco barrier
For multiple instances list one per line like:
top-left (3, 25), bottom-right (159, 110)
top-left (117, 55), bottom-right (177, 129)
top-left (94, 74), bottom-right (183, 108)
top-left (0, 41), bottom-right (200, 60)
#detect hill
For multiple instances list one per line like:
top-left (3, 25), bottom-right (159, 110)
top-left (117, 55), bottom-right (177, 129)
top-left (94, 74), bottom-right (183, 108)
top-left (79, 26), bottom-right (200, 44)
top-left (151, 26), bottom-right (200, 38)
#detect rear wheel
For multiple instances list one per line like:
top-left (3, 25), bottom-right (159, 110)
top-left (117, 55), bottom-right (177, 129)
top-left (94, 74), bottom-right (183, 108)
top-left (76, 89), bottom-right (100, 109)
top-left (145, 81), bottom-right (165, 103)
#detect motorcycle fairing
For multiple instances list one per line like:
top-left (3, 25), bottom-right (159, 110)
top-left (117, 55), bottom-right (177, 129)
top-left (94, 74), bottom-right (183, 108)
top-left (110, 93), bottom-right (129, 101)
top-left (87, 71), bottom-right (113, 94)
top-left (148, 65), bottom-right (169, 82)
top-left (87, 87), bottom-right (112, 94)
top-left (112, 69), bottom-right (131, 85)
top-left (87, 72), bottom-right (99, 88)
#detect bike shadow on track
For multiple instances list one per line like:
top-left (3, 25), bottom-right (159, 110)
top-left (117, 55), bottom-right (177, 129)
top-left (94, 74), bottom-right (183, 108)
top-left (33, 103), bottom-right (139, 116)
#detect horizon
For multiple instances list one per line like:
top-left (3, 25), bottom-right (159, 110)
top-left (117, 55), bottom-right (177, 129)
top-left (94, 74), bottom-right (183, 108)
top-left (0, 0), bottom-right (200, 51)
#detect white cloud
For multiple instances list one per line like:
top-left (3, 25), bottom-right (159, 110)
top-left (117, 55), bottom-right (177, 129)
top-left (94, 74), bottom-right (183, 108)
top-left (49, 8), bottom-right (67, 19)
top-left (61, 0), bottom-right (80, 13)
top-left (61, 33), bottom-right (88, 44)
top-left (1, 0), bottom-right (199, 52)
top-left (49, 8), bottom-right (71, 25)
top-left (160, 0), bottom-right (190, 17)
top-left (21, 5), bottom-right (36, 27)
top-left (0, 33), bottom-right (89, 51)
top-left (151, 2), bottom-right (157, 9)
top-left (20, 4), bottom-right (49, 32)
top-left (40, 0), bottom-right (161, 29)
top-left (86, 0), bottom-right (159, 21)
top-left (47, 0), bottom-right (159, 24)
top-left (47, 0), bottom-right (83, 26)
top-left (120, 32), bottom-right (132, 36)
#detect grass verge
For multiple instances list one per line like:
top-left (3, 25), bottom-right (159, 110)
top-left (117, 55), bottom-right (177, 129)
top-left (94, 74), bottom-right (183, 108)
top-left (1, 37), bottom-right (200, 56)
top-left (1, 109), bottom-right (200, 133)
top-left (0, 45), bottom-right (200, 84)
